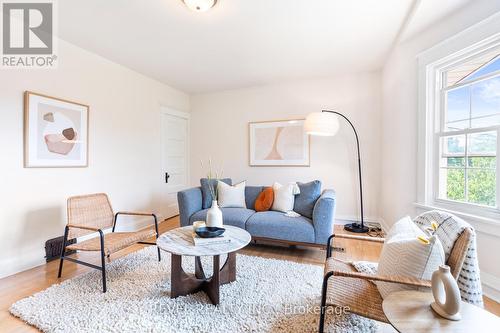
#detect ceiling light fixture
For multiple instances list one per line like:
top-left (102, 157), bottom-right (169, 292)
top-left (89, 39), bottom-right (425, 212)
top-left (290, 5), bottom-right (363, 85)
top-left (182, 0), bottom-right (217, 12)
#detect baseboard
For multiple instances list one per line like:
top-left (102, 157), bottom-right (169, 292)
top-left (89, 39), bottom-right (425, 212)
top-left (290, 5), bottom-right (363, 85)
top-left (0, 255), bottom-right (47, 279)
top-left (481, 271), bottom-right (500, 303)
top-left (378, 218), bottom-right (390, 233)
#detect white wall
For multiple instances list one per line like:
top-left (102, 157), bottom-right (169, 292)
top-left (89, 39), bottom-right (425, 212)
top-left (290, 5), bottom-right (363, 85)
top-left (190, 73), bottom-right (382, 222)
top-left (381, 1), bottom-right (500, 300)
top-left (0, 39), bottom-right (190, 278)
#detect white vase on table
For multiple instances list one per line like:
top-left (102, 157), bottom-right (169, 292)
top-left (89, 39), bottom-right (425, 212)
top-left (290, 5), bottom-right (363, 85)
top-left (206, 200), bottom-right (223, 228)
top-left (430, 264), bottom-right (461, 321)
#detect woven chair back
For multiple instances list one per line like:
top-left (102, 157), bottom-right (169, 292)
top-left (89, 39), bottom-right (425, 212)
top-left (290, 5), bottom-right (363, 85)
top-left (67, 193), bottom-right (114, 239)
top-left (446, 227), bottom-right (472, 280)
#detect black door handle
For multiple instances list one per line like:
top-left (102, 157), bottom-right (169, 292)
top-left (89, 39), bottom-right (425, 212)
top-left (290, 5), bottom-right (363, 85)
top-left (165, 172), bottom-right (170, 183)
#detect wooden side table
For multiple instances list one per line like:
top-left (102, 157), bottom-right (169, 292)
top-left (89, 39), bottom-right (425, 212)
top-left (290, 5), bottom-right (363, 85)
top-left (382, 290), bottom-right (500, 333)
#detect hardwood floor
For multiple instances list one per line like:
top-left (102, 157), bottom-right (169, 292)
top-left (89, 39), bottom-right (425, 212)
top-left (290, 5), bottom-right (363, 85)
top-left (0, 216), bottom-right (498, 332)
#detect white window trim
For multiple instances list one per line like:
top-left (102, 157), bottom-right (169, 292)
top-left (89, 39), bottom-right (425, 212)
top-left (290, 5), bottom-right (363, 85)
top-left (417, 15), bottom-right (500, 225)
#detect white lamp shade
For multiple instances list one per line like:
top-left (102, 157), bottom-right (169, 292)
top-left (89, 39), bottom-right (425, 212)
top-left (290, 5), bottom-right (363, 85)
top-left (183, 0), bottom-right (216, 12)
top-left (304, 112), bottom-right (340, 136)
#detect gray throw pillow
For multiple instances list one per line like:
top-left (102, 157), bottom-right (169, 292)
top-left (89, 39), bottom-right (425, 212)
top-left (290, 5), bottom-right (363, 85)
top-left (200, 178), bottom-right (232, 209)
top-left (293, 180), bottom-right (322, 218)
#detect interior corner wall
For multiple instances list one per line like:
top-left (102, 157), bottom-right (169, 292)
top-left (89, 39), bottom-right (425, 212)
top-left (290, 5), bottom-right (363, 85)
top-left (189, 73), bottom-right (382, 223)
top-left (380, 0), bottom-right (500, 226)
top-left (380, 0), bottom-right (500, 300)
top-left (0, 39), bottom-right (190, 278)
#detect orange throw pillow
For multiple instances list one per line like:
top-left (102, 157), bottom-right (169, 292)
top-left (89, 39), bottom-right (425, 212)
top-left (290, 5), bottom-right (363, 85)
top-left (255, 187), bottom-right (274, 212)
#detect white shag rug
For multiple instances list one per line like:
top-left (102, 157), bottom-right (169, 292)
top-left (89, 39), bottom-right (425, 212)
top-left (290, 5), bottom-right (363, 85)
top-left (11, 247), bottom-right (378, 333)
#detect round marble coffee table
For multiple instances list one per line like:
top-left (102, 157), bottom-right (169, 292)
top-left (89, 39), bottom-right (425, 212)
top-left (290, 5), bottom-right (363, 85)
top-left (157, 225), bottom-right (251, 305)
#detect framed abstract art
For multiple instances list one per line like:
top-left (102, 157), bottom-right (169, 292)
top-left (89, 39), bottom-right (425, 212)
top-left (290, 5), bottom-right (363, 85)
top-left (24, 91), bottom-right (89, 167)
top-left (249, 119), bottom-right (310, 166)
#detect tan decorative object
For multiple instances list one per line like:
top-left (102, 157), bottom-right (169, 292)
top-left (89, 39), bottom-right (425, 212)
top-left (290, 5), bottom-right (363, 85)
top-left (58, 193), bottom-right (161, 292)
top-left (383, 290), bottom-right (500, 332)
top-left (431, 265), bottom-right (462, 320)
top-left (249, 119), bottom-right (310, 166)
top-left (192, 221), bottom-right (206, 232)
top-left (319, 225), bottom-right (474, 333)
top-left (24, 91), bottom-right (89, 167)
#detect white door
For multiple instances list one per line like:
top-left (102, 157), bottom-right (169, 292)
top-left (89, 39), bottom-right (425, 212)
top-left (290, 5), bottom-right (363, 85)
top-left (161, 108), bottom-right (189, 218)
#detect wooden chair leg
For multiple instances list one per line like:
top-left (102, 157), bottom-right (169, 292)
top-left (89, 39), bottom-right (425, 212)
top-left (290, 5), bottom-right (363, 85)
top-left (57, 226), bottom-right (69, 278)
top-left (319, 272), bottom-right (333, 333)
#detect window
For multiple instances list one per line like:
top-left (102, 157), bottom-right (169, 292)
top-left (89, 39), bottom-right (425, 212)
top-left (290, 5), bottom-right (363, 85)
top-left (434, 47), bottom-right (500, 213)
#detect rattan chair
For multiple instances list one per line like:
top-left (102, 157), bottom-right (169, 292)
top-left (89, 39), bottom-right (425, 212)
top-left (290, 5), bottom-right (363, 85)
top-left (57, 193), bottom-right (161, 292)
top-left (318, 229), bottom-right (472, 332)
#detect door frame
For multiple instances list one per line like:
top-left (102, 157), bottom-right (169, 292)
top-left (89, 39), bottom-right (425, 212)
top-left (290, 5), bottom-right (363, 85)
top-left (160, 105), bottom-right (190, 204)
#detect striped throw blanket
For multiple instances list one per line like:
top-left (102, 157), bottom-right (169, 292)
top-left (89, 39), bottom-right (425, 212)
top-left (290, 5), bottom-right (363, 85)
top-left (413, 210), bottom-right (483, 307)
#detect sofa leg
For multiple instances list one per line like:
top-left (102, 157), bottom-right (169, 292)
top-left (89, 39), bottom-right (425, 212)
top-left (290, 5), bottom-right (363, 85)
top-left (319, 272), bottom-right (333, 333)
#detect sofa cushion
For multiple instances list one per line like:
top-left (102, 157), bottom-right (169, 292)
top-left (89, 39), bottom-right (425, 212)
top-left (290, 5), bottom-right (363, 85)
top-left (376, 216), bottom-right (445, 299)
top-left (255, 187), bottom-right (274, 212)
top-left (218, 181), bottom-right (246, 208)
top-left (190, 208), bottom-right (254, 229)
top-left (246, 211), bottom-right (315, 243)
top-left (294, 180), bottom-right (322, 218)
top-left (200, 178), bottom-right (232, 209)
top-left (272, 182), bottom-right (300, 213)
top-left (245, 186), bottom-right (263, 209)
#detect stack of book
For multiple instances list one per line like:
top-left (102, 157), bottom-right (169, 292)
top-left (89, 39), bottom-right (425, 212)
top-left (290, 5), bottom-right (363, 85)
top-left (192, 234), bottom-right (231, 246)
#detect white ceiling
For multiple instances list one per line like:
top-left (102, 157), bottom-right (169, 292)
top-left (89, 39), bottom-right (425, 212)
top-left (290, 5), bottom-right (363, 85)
top-left (58, 0), bottom-right (473, 93)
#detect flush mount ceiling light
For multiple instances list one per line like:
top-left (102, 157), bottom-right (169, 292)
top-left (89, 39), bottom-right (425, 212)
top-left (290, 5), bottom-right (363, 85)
top-left (182, 0), bottom-right (217, 12)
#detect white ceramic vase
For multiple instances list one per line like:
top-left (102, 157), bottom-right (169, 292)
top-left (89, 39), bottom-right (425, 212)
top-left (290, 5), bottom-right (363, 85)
top-left (430, 264), bottom-right (461, 321)
top-left (206, 200), bottom-right (223, 228)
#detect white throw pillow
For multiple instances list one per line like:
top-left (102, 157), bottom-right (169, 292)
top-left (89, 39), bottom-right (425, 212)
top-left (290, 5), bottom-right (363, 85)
top-left (376, 216), bottom-right (445, 299)
top-left (217, 181), bottom-right (246, 208)
top-left (271, 182), bottom-right (300, 213)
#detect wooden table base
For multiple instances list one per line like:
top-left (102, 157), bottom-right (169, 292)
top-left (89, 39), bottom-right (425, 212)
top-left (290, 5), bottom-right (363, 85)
top-left (170, 253), bottom-right (236, 305)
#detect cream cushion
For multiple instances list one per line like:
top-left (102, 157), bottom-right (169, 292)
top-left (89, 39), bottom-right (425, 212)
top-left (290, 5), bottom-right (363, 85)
top-left (376, 216), bottom-right (445, 299)
top-left (217, 180), bottom-right (246, 208)
top-left (271, 182), bottom-right (300, 213)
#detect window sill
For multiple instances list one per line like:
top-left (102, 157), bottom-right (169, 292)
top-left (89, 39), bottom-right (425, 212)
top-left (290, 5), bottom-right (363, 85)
top-left (414, 202), bottom-right (500, 237)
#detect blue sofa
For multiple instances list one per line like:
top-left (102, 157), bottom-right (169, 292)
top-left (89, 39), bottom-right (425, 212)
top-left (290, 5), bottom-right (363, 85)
top-left (177, 180), bottom-right (336, 247)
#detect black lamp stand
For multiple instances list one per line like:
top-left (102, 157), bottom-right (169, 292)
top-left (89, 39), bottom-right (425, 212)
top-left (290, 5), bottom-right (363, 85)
top-left (322, 110), bottom-right (369, 233)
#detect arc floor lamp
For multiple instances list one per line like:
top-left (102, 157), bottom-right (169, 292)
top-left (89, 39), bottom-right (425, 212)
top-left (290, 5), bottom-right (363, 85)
top-left (304, 110), bottom-right (369, 233)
